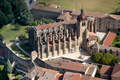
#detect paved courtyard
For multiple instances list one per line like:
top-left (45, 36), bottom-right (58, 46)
top-left (96, 31), bottom-right (107, 40)
top-left (42, 49), bottom-right (92, 63)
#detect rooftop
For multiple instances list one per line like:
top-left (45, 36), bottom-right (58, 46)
top-left (111, 63), bottom-right (120, 78)
top-left (45, 57), bottom-right (96, 73)
top-left (103, 32), bottom-right (116, 47)
top-left (100, 65), bottom-right (113, 76)
top-left (34, 19), bottom-right (76, 31)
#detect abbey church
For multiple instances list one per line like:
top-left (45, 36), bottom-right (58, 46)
top-left (28, 9), bottom-right (98, 59)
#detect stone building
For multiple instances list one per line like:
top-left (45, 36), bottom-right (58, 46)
top-left (31, 4), bottom-right (120, 32)
top-left (45, 57), bottom-right (97, 77)
top-left (28, 9), bottom-right (97, 59)
top-left (100, 63), bottom-right (120, 80)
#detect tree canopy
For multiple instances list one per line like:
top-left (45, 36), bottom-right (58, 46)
top-left (6, 59), bottom-right (12, 74)
top-left (111, 57), bottom-right (120, 66)
top-left (91, 52), bottom-right (103, 63)
top-left (0, 0), bottom-right (33, 28)
top-left (100, 53), bottom-right (114, 65)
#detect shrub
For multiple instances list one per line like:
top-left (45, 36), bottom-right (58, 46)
top-left (18, 34), bottom-right (27, 41)
top-left (0, 65), bottom-right (4, 71)
top-left (15, 23), bottom-right (21, 30)
top-left (100, 53), bottom-right (114, 65)
top-left (39, 2), bottom-right (47, 6)
top-left (6, 59), bottom-right (12, 74)
top-left (111, 57), bottom-right (120, 66)
top-left (15, 75), bottom-right (22, 80)
top-left (91, 52), bottom-right (103, 63)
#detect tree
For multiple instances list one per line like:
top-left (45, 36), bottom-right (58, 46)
top-left (111, 57), bottom-right (120, 66)
top-left (91, 52), bottom-right (103, 63)
top-left (0, 9), bottom-right (8, 27)
top-left (114, 6), bottom-right (120, 14)
top-left (100, 53), bottom-right (114, 65)
top-left (6, 59), bottom-right (12, 74)
top-left (15, 23), bottom-right (20, 30)
top-left (17, 2), bottom-right (33, 25)
top-left (39, 2), bottom-right (47, 6)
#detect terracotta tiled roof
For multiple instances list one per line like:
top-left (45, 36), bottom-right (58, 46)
top-left (100, 65), bottom-right (113, 76)
top-left (88, 35), bottom-right (97, 41)
top-left (103, 32), bottom-right (116, 47)
top-left (45, 58), bottom-right (92, 73)
top-left (47, 4), bottom-right (57, 8)
top-left (33, 4), bottom-right (62, 13)
top-left (111, 63), bottom-right (120, 78)
top-left (63, 72), bottom-right (108, 80)
top-left (57, 12), bottom-right (72, 20)
top-left (35, 19), bottom-right (77, 31)
top-left (0, 48), bottom-right (4, 58)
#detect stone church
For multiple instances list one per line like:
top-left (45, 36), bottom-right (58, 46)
top-left (28, 9), bottom-right (98, 59)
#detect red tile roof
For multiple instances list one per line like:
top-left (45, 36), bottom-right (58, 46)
top-left (34, 19), bottom-right (77, 31)
top-left (103, 32), bottom-right (116, 47)
top-left (100, 65), bottom-right (113, 76)
top-left (47, 4), bottom-right (57, 8)
top-left (88, 35), bottom-right (97, 41)
top-left (63, 72), bottom-right (108, 80)
top-left (111, 63), bottom-right (120, 78)
top-left (57, 12), bottom-right (72, 20)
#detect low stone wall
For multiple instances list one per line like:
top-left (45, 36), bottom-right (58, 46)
top-left (5, 47), bottom-right (33, 72)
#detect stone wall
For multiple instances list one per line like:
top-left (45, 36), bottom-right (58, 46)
top-left (5, 47), bottom-right (34, 72)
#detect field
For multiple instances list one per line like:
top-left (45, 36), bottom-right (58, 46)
top-left (0, 24), bottom-right (29, 43)
top-left (39, 0), bottom-right (120, 13)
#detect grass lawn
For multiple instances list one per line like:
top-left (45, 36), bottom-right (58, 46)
top-left (112, 32), bottom-right (120, 48)
top-left (10, 45), bottom-right (30, 59)
top-left (0, 24), bottom-right (29, 43)
top-left (38, 0), bottom-right (120, 13)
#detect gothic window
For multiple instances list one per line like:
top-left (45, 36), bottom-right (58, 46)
top-left (66, 43), bottom-right (69, 48)
top-left (82, 22), bottom-right (85, 26)
top-left (116, 51), bottom-right (119, 56)
top-left (44, 48), bottom-right (47, 53)
top-left (50, 47), bottom-right (52, 52)
top-left (61, 44), bottom-right (63, 49)
top-left (55, 45), bottom-right (58, 51)
top-left (109, 49), bottom-right (113, 54)
top-left (104, 49), bottom-right (107, 53)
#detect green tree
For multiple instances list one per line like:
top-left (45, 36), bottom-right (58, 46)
top-left (111, 57), bottom-right (120, 66)
top-left (91, 52), bottom-right (103, 62)
top-left (39, 2), bottom-right (47, 6)
top-left (114, 6), bottom-right (120, 14)
top-left (6, 59), bottom-right (12, 74)
top-left (15, 23), bottom-right (20, 30)
top-left (0, 9), bottom-right (8, 27)
top-left (17, 2), bottom-right (33, 25)
top-left (100, 53), bottom-right (114, 65)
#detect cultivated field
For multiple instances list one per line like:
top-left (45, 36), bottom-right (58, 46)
top-left (39, 0), bottom-right (120, 13)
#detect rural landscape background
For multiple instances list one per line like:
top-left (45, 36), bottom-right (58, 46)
top-left (39, 0), bottom-right (120, 13)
